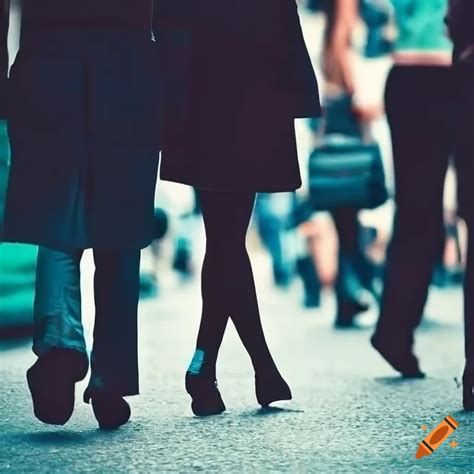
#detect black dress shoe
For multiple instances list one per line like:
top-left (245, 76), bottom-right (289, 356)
top-left (255, 370), bottom-right (292, 407)
top-left (335, 300), bottom-right (369, 328)
top-left (87, 392), bottom-right (131, 430)
top-left (185, 372), bottom-right (226, 417)
top-left (463, 365), bottom-right (474, 411)
top-left (26, 348), bottom-right (89, 425)
top-left (296, 256), bottom-right (321, 308)
top-left (371, 334), bottom-right (425, 379)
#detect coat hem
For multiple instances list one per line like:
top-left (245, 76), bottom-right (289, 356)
top-left (159, 173), bottom-right (302, 194)
top-left (0, 234), bottom-right (153, 251)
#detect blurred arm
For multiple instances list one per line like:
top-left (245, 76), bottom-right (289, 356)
top-left (0, 0), bottom-right (10, 119)
top-left (323, 0), bottom-right (358, 95)
top-left (447, 0), bottom-right (474, 62)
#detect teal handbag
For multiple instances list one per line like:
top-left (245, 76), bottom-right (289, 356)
top-left (0, 120), bottom-right (11, 237)
top-left (308, 135), bottom-right (388, 211)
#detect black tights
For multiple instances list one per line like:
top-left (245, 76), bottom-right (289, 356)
top-left (194, 190), bottom-right (277, 379)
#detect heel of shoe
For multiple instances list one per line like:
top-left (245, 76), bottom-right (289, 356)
top-left (185, 372), bottom-right (226, 417)
top-left (27, 348), bottom-right (88, 426)
top-left (255, 371), bottom-right (292, 408)
top-left (89, 392), bottom-right (131, 430)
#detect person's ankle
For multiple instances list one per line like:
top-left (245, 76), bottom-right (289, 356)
top-left (187, 349), bottom-right (216, 379)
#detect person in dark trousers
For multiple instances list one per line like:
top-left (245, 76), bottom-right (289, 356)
top-left (156, 0), bottom-right (321, 416)
top-left (326, 0), bottom-right (460, 379)
top-left (448, 0), bottom-right (474, 410)
top-left (369, 0), bottom-right (455, 379)
top-left (1, 0), bottom-right (160, 428)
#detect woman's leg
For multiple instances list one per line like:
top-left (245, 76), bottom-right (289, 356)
top-left (189, 190), bottom-right (279, 379)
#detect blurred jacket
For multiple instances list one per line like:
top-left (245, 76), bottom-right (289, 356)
top-left (447, 0), bottom-right (474, 53)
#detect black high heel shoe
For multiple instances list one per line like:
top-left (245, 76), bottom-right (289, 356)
top-left (463, 365), bottom-right (474, 411)
top-left (185, 372), bottom-right (226, 416)
top-left (335, 299), bottom-right (369, 328)
top-left (27, 348), bottom-right (89, 425)
top-left (84, 390), bottom-right (131, 430)
top-left (255, 370), bottom-right (292, 408)
top-left (334, 255), bottom-right (370, 328)
top-left (371, 334), bottom-right (425, 379)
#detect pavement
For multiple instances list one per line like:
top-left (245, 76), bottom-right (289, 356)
top-left (0, 248), bottom-right (473, 473)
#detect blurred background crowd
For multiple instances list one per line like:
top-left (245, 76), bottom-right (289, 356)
top-left (0, 0), bottom-right (465, 337)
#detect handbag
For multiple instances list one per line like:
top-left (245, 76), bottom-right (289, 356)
top-left (308, 135), bottom-right (388, 211)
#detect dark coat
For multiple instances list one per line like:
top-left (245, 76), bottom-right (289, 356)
top-left (156, 0), bottom-right (321, 192)
top-left (3, 28), bottom-right (161, 250)
top-left (1, 1), bottom-right (160, 250)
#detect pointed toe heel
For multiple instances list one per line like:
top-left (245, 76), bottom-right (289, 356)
top-left (256, 371), bottom-right (292, 408)
top-left (371, 334), bottom-right (425, 379)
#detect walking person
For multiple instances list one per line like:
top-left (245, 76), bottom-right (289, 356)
top-left (298, 0), bottom-right (384, 326)
top-left (448, 0), bottom-right (474, 410)
top-left (1, 0), bottom-right (161, 428)
top-left (369, 0), bottom-right (456, 379)
top-left (156, 0), bottom-right (320, 415)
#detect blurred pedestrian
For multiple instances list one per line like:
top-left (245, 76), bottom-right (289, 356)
top-left (298, 0), bottom-right (384, 326)
top-left (370, 0), bottom-right (455, 378)
top-left (1, 1), bottom-right (161, 428)
top-left (255, 192), bottom-right (297, 288)
top-left (448, 0), bottom-right (474, 410)
top-left (156, 0), bottom-right (321, 415)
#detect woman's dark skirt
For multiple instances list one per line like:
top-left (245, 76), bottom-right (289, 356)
top-left (3, 30), bottom-right (161, 250)
top-left (157, 0), bottom-right (320, 193)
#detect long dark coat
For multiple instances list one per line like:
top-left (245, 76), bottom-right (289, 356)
top-left (3, 29), bottom-right (161, 250)
top-left (156, 0), bottom-right (321, 192)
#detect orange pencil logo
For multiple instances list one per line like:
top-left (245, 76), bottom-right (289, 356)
top-left (416, 415), bottom-right (459, 459)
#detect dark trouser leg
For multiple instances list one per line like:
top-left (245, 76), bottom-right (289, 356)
top-left (455, 63), bottom-right (474, 366)
top-left (33, 247), bottom-right (87, 358)
top-left (30, 247), bottom-right (88, 425)
top-left (464, 224), bottom-right (474, 365)
top-left (375, 66), bottom-right (455, 345)
top-left (332, 208), bottom-right (365, 314)
top-left (87, 249), bottom-right (141, 397)
top-left (192, 190), bottom-right (277, 378)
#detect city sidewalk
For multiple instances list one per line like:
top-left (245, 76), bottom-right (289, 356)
top-left (0, 252), bottom-right (471, 472)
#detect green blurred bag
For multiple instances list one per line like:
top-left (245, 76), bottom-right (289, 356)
top-left (0, 120), bottom-right (11, 237)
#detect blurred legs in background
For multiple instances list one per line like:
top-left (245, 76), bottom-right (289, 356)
top-left (332, 208), bottom-right (373, 327)
top-left (255, 192), bottom-right (297, 288)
